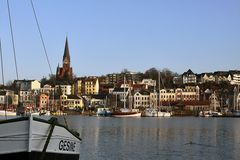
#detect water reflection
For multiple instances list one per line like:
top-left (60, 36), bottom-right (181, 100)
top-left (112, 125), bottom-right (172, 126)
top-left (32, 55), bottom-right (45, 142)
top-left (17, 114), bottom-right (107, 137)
top-left (59, 116), bottom-right (240, 160)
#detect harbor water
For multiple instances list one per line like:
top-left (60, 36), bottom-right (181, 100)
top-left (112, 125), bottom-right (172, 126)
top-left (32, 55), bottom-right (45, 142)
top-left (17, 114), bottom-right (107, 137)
top-left (59, 116), bottom-right (240, 160)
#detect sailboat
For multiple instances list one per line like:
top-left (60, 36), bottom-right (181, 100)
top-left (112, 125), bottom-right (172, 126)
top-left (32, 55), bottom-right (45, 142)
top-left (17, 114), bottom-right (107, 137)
top-left (199, 92), bottom-right (222, 117)
top-left (111, 76), bottom-right (141, 117)
top-left (142, 71), bottom-right (172, 117)
top-left (0, 1), bottom-right (81, 159)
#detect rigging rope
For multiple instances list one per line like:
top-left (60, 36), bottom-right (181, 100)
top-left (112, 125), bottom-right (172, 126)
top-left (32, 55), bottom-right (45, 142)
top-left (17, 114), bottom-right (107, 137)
top-left (7, 0), bottom-right (19, 80)
top-left (0, 39), bottom-right (5, 85)
top-left (30, 0), bottom-right (53, 75)
top-left (30, 0), bottom-right (68, 128)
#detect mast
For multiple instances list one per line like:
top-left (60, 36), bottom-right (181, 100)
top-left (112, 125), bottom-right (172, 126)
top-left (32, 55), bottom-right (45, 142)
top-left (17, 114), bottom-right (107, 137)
top-left (124, 75), bottom-right (126, 109)
top-left (158, 71), bottom-right (161, 107)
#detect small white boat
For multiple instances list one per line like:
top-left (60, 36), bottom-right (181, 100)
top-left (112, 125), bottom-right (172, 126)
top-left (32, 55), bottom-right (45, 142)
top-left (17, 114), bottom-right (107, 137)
top-left (96, 108), bottom-right (112, 117)
top-left (199, 110), bottom-right (222, 117)
top-left (143, 108), bottom-right (172, 117)
top-left (0, 116), bottom-right (81, 160)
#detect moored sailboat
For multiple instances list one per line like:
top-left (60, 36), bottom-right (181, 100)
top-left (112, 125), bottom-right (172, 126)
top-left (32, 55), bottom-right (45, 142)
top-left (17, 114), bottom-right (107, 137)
top-left (111, 76), bottom-right (141, 117)
top-left (142, 71), bottom-right (172, 117)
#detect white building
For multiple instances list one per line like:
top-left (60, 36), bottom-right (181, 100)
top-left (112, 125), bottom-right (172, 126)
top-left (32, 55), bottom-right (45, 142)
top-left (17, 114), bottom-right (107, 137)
top-left (231, 74), bottom-right (240, 85)
top-left (14, 80), bottom-right (41, 91)
top-left (201, 73), bottom-right (215, 83)
top-left (182, 69), bottom-right (197, 84)
top-left (55, 85), bottom-right (72, 95)
top-left (133, 90), bottom-right (150, 109)
top-left (40, 84), bottom-right (54, 94)
top-left (141, 79), bottom-right (156, 89)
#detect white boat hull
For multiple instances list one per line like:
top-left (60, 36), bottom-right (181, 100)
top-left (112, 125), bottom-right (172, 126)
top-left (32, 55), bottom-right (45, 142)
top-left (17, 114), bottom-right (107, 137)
top-left (0, 116), bottom-right (81, 160)
top-left (143, 109), bottom-right (172, 117)
top-left (111, 112), bottom-right (141, 118)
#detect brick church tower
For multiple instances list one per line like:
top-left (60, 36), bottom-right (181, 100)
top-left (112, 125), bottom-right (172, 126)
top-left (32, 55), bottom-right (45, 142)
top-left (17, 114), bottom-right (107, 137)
top-left (56, 38), bottom-right (73, 83)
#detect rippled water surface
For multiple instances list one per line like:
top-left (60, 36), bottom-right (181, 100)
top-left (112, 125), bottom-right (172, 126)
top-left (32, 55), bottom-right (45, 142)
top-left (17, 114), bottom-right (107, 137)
top-left (59, 116), bottom-right (240, 160)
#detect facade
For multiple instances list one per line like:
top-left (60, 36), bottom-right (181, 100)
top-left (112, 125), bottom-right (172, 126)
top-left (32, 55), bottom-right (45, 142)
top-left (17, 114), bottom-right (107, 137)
top-left (105, 72), bottom-right (143, 85)
top-left (74, 78), bottom-right (84, 96)
top-left (175, 86), bottom-right (200, 101)
top-left (214, 71), bottom-right (231, 84)
top-left (200, 73), bottom-right (215, 83)
top-left (14, 80), bottom-right (41, 91)
top-left (0, 90), bottom-right (18, 110)
top-left (237, 93), bottom-right (240, 110)
top-left (182, 69), bottom-right (197, 84)
top-left (149, 92), bottom-right (158, 108)
top-left (74, 77), bottom-right (99, 95)
top-left (133, 90), bottom-right (150, 109)
top-left (39, 93), bottom-right (49, 109)
top-left (60, 94), bottom-right (84, 110)
top-left (112, 88), bottom-right (129, 102)
top-left (40, 84), bottom-right (54, 94)
top-left (141, 79), bottom-right (156, 89)
top-left (160, 89), bottom-right (175, 102)
top-left (56, 38), bottom-right (73, 83)
top-left (231, 74), bottom-right (240, 85)
top-left (55, 85), bottom-right (72, 95)
top-left (84, 77), bottom-right (99, 95)
top-left (209, 93), bottom-right (220, 111)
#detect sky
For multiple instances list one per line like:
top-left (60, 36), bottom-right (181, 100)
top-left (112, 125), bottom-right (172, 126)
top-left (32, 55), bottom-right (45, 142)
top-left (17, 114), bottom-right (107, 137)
top-left (0, 0), bottom-right (240, 83)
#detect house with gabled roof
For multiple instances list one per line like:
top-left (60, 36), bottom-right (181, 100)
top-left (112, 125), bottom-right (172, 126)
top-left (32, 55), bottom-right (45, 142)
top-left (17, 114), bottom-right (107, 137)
top-left (182, 69), bottom-right (197, 84)
top-left (133, 89), bottom-right (150, 109)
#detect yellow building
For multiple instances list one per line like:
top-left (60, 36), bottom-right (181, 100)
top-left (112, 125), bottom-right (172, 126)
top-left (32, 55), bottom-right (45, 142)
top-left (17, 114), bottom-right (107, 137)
top-left (74, 77), bottom-right (99, 95)
top-left (60, 94), bottom-right (84, 110)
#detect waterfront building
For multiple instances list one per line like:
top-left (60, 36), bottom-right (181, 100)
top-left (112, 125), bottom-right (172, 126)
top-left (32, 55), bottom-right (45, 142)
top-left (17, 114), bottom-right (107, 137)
top-left (60, 94), bottom-right (84, 110)
top-left (209, 92), bottom-right (220, 111)
top-left (111, 87), bottom-right (129, 102)
top-left (133, 90), bottom-right (150, 109)
top-left (149, 91), bottom-right (158, 108)
top-left (175, 86), bottom-right (200, 101)
top-left (160, 89), bottom-right (175, 102)
top-left (182, 101), bottom-right (210, 111)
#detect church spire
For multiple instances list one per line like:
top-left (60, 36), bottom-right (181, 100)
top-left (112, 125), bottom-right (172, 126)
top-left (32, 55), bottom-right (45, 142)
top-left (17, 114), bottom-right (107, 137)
top-left (63, 37), bottom-right (70, 62)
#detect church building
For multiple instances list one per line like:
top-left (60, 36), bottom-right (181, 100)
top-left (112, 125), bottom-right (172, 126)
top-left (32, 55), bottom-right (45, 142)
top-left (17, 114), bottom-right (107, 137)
top-left (56, 38), bottom-right (73, 84)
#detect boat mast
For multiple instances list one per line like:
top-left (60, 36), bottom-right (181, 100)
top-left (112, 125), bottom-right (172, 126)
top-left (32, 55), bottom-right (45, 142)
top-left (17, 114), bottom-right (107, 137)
top-left (158, 71), bottom-right (161, 107)
top-left (124, 75), bottom-right (126, 109)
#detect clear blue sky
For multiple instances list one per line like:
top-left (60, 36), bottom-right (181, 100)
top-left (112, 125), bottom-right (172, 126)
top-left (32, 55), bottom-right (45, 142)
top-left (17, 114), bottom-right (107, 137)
top-left (0, 0), bottom-right (240, 83)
